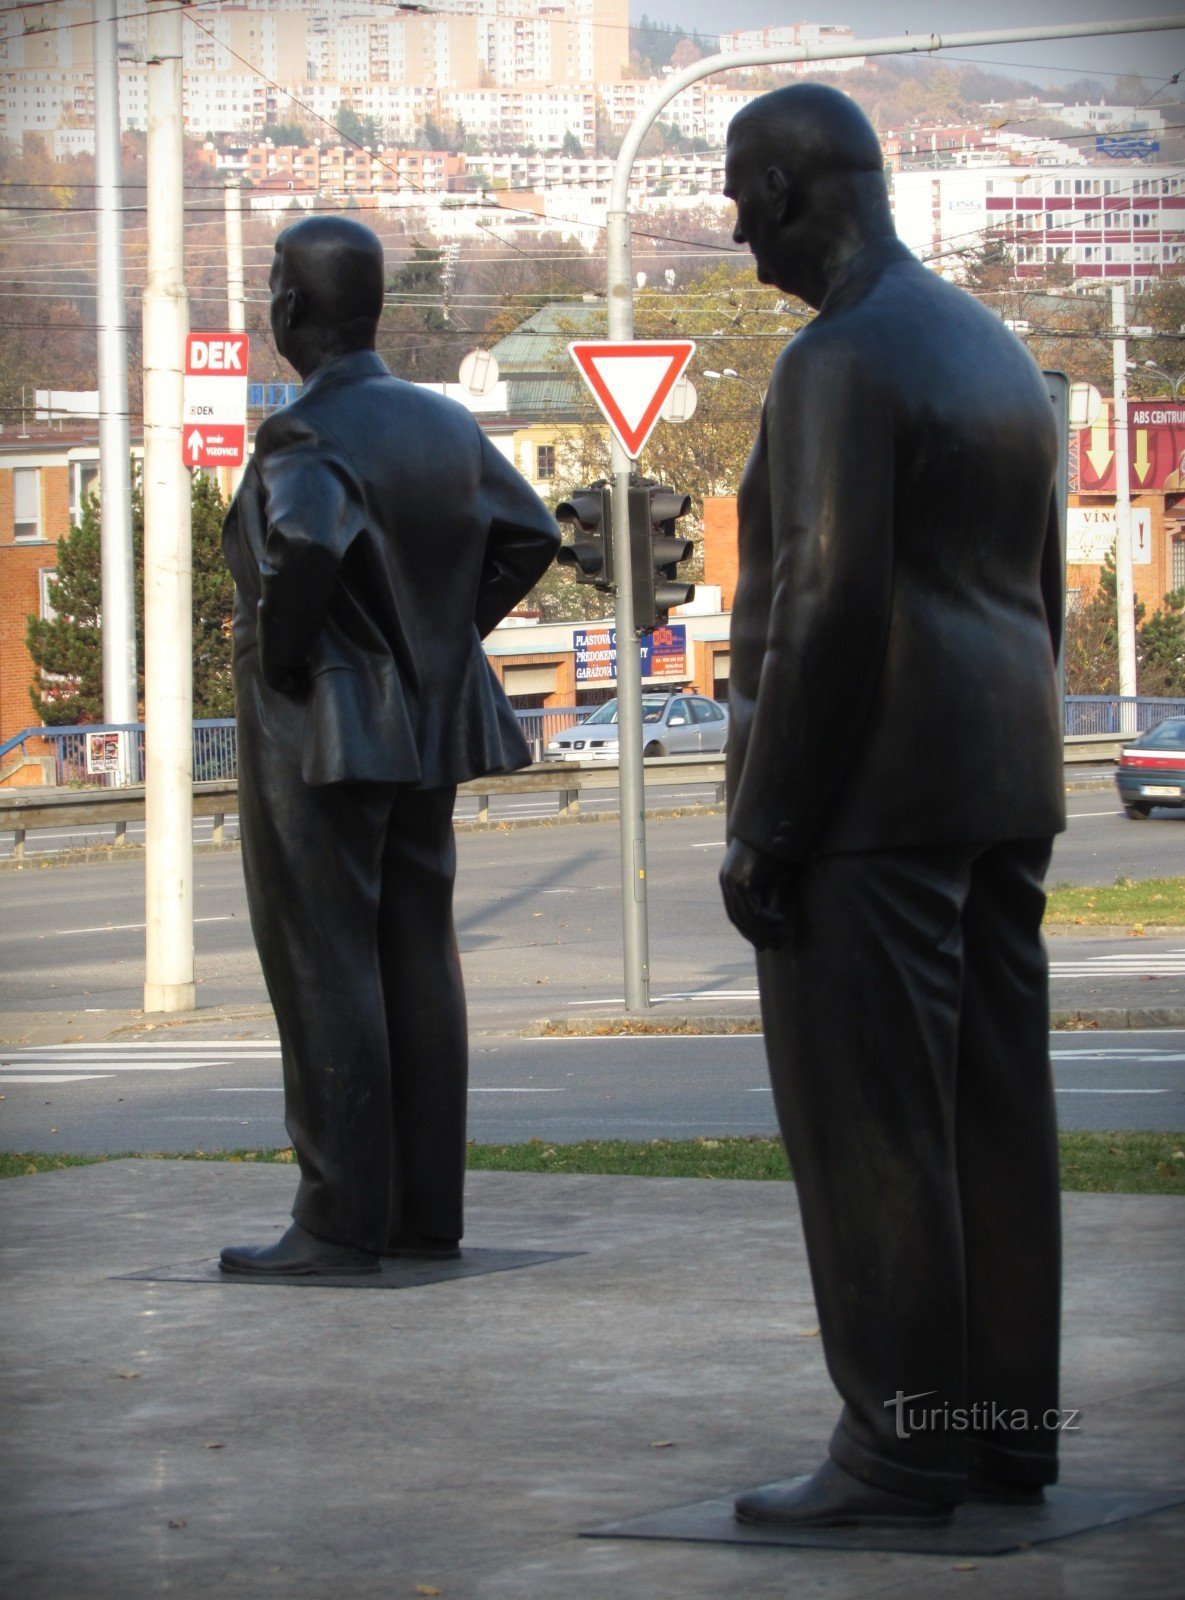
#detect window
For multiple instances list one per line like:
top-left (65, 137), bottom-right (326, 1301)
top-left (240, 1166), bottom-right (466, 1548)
top-left (38, 567), bottom-right (58, 621)
top-left (1173, 538), bottom-right (1185, 592)
top-left (13, 467), bottom-right (42, 541)
top-left (535, 443), bottom-right (555, 481)
top-left (70, 459), bottom-right (99, 526)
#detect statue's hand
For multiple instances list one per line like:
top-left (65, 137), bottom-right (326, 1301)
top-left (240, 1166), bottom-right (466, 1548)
top-left (719, 839), bottom-right (796, 951)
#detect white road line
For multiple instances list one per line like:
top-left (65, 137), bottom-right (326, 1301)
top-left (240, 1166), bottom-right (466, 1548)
top-left (0, 1073), bottom-right (108, 1084)
top-left (1052, 1050), bottom-right (1185, 1061)
top-left (1065, 809), bottom-right (1122, 819)
top-left (528, 1033), bottom-right (758, 1044)
top-left (1056, 1088), bottom-right (1169, 1095)
top-left (572, 989), bottom-right (760, 1007)
top-left (44, 916), bottom-right (235, 938)
top-left (469, 1086), bottom-right (565, 1093)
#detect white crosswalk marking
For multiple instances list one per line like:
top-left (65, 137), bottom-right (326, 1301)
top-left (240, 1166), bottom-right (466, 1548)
top-left (0, 1040), bottom-right (280, 1086)
top-left (1049, 949), bottom-right (1185, 978)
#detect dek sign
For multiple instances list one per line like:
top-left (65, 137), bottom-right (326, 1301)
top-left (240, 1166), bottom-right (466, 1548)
top-left (183, 333), bottom-right (250, 468)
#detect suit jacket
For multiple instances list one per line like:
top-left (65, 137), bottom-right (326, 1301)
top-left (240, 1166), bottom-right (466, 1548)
top-left (728, 236), bottom-right (1066, 862)
top-left (223, 350), bottom-right (560, 788)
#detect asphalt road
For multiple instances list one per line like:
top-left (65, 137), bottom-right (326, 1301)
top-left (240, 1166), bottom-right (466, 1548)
top-left (0, 1030), bottom-right (1182, 1152)
top-left (3, 795), bottom-right (1185, 1024)
top-left (0, 780), bottom-right (725, 862)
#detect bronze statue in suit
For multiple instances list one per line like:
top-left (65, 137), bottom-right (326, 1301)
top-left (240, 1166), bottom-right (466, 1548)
top-left (718, 86), bottom-right (1066, 1527)
top-left (220, 217), bottom-right (559, 1277)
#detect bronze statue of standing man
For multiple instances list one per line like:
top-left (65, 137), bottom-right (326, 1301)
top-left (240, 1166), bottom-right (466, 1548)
top-left (720, 85), bottom-right (1066, 1528)
top-left (220, 216), bottom-right (559, 1277)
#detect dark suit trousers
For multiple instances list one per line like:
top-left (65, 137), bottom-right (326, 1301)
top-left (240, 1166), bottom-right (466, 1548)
top-left (236, 670), bottom-right (467, 1254)
top-left (756, 839), bottom-right (1061, 1504)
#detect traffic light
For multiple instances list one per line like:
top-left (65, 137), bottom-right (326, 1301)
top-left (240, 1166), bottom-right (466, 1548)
top-left (555, 484), bottom-right (614, 591)
top-left (628, 482), bottom-right (695, 631)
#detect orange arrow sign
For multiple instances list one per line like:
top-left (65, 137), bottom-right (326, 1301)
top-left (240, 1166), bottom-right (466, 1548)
top-left (570, 340), bottom-right (695, 459)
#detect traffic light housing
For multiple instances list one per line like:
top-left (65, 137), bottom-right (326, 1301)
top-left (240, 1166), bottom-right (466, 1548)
top-left (628, 482), bottom-right (695, 631)
top-left (555, 484), bottom-right (614, 591)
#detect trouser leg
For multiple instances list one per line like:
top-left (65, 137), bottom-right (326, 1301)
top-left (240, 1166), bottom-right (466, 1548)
top-left (757, 848), bottom-right (971, 1504)
top-left (236, 681), bottom-right (395, 1252)
top-left (957, 839), bottom-right (1062, 1487)
top-left (378, 786), bottom-right (469, 1246)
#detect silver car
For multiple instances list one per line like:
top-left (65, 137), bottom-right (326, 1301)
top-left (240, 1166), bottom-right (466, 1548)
top-left (543, 693), bottom-right (729, 762)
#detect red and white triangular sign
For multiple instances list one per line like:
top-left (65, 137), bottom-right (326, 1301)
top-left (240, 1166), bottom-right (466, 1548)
top-left (570, 340), bottom-right (695, 459)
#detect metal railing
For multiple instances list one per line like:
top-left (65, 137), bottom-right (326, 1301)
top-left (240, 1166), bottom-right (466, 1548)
top-left (5, 698), bottom-right (1182, 793)
top-left (0, 710), bottom-right (589, 789)
top-left (1063, 696), bottom-right (1185, 736)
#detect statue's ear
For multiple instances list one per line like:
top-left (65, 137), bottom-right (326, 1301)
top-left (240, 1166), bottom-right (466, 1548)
top-left (763, 165), bottom-right (792, 223)
top-left (283, 285), bottom-right (304, 329)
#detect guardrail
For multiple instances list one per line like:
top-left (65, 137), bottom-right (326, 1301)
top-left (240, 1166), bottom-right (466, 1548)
top-left (0, 755), bottom-right (727, 859)
top-left (0, 734), bottom-right (1126, 860)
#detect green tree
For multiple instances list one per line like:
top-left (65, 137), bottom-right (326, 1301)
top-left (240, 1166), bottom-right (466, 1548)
top-left (335, 101), bottom-right (380, 148)
top-left (25, 492), bottom-right (112, 724)
top-left (378, 246), bottom-right (457, 382)
top-left (1138, 589), bottom-right (1185, 697)
top-left (25, 475), bottom-right (233, 725)
top-left (190, 473), bottom-right (236, 716)
top-left (561, 130), bottom-right (584, 158)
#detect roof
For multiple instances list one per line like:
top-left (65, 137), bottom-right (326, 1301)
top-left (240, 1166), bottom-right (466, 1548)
top-left (488, 301), bottom-right (605, 379)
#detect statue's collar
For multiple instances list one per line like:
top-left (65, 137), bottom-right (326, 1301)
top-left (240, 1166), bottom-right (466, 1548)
top-left (300, 347), bottom-right (390, 395)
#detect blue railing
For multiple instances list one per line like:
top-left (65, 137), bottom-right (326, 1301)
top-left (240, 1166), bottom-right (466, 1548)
top-left (1063, 696), bottom-right (1185, 735)
top-left (10, 699), bottom-right (1176, 788)
top-left (2, 709), bottom-right (588, 787)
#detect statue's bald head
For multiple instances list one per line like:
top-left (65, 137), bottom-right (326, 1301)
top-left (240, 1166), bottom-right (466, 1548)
top-left (728, 83), bottom-right (884, 183)
top-left (724, 83), bottom-right (893, 307)
top-left (268, 215), bottom-right (384, 375)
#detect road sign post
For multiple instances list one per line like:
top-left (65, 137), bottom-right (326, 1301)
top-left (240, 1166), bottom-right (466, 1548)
top-left (569, 336), bottom-right (695, 1011)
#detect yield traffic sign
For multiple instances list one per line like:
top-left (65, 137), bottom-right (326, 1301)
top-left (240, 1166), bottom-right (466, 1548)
top-left (569, 340), bottom-right (695, 459)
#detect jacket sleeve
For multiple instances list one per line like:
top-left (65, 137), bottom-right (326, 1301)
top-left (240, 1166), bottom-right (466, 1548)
top-left (473, 430), bottom-right (561, 639)
top-left (254, 428), bottom-right (366, 693)
top-left (727, 342), bottom-right (895, 862)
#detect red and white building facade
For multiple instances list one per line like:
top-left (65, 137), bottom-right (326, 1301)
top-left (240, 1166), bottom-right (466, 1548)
top-left (893, 163), bottom-right (1185, 290)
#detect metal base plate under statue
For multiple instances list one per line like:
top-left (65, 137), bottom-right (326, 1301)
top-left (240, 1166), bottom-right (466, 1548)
top-left (584, 1479), bottom-right (1185, 1556)
top-left (118, 1247), bottom-right (581, 1291)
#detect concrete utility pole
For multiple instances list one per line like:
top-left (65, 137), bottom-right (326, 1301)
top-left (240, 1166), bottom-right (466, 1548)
top-left (93, 0), bottom-right (137, 742)
top-left (1111, 282), bottom-right (1139, 721)
top-left (605, 13), bottom-right (1181, 1011)
top-left (224, 178), bottom-right (246, 496)
top-left (142, 0), bottom-right (194, 1013)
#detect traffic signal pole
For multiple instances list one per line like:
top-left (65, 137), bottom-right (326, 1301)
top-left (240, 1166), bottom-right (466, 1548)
top-left (603, 12), bottom-right (1179, 1012)
top-left (606, 210), bottom-right (650, 1011)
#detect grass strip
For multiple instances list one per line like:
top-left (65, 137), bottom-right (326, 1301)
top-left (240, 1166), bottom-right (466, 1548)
top-left (1045, 876), bottom-right (1185, 928)
top-left (4, 1133), bottom-right (1183, 1193)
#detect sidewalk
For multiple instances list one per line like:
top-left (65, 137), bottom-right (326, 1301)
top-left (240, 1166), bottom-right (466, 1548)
top-left (0, 1161), bottom-right (1181, 1599)
top-left (4, 993), bottom-right (1185, 1049)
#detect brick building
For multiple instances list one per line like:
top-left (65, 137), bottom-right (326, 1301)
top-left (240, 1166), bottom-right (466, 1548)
top-left (0, 434), bottom-right (91, 772)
